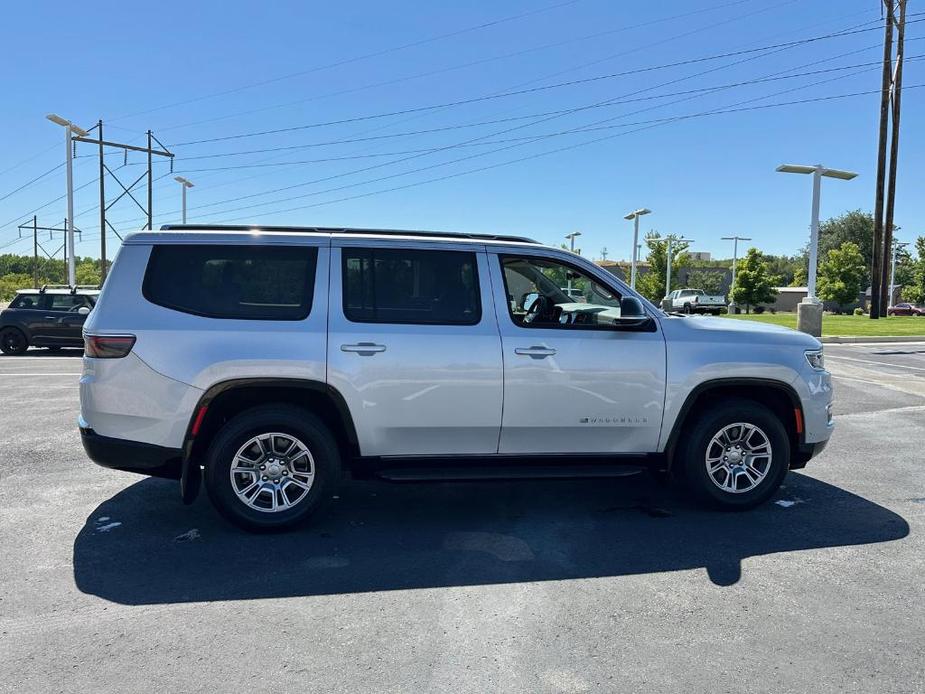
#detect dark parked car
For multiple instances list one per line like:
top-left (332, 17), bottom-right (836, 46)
top-left (0, 286), bottom-right (99, 355)
top-left (887, 302), bottom-right (925, 317)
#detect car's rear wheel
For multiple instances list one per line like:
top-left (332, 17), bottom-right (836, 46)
top-left (0, 328), bottom-right (29, 355)
top-left (204, 405), bottom-right (341, 532)
top-left (679, 398), bottom-right (789, 510)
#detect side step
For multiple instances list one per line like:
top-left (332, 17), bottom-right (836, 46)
top-left (375, 463), bottom-right (645, 482)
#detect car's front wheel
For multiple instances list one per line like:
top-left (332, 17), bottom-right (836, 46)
top-left (204, 405), bottom-right (341, 532)
top-left (679, 398), bottom-right (790, 510)
top-left (0, 327), bottom-right (29, 355)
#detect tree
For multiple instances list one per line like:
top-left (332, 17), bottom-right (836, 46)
top-left (75, 260), bottom-right (101, 286)
top-left (635, 232), bottom-right (690, 303)
top-left (730, 248), bottom-right (777, 313)
top-left (0, 273), bottom-right (33, 302)
top-left (904, 236), bottom-right (925, 304)
top-left (815, 210), bottom-right (875, 280)
top-left (817, 242), bottom-right (866, 312)
top-left (685, 269), bottom-right (725, 295)
top-left (600, 247), bottom-right (608, 261)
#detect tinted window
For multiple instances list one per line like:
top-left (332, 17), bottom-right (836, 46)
top-left (10, 294), bottom-right (43, 310)
top-left (143, 244), bottom-right (317, 320)
top-left (342, 247), bottom-right (480, 325)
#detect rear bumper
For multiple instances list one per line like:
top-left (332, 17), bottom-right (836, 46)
top-left (80, 423), bottom-right (183, 480)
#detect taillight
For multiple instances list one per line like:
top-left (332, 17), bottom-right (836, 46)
top-left (84, 334), bottom-right (136, 358)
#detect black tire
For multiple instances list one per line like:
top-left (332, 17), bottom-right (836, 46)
top-left (0, 327), bottom-right (29, 355)
top-left (683, 303), bottom-right (692, 314)
top-left (677, 398), bottom-right (789, 510)
top-left (203, 404), bottom-right (341, 532)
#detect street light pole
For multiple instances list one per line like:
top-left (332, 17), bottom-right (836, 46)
top-left (661, 235), bottom-right (695, 300)
top-left (889, 240), bottom-right (910, 305)
top-left (46, 114), bottom-right (89, 287)
top-left (623, 208), bottom-right (651, 289)
top-left (776, 163), bottom-right (858, 336)
top-left (174, 176), bottom-right (194, 224)
top-left (721, 235), bottom-right (751, 310)
top-left (564, 231), bottom-right (582, 294)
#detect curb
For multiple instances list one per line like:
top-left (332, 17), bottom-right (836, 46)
top-left (821, 335), bottom-right (925, 344)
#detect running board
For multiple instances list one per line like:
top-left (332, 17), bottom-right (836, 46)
top-left (375, 463), bottom-right (645, 482)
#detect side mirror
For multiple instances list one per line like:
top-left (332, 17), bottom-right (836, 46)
top-left (612, 296), bottom-right (653, 331)
top-left (77, 306), bottom-right (91, 315)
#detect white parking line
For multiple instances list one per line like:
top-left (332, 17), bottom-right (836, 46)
top-left (0, 373), bottom-right (82, 376)
top-left (826, 354), bottom-right (925, 373)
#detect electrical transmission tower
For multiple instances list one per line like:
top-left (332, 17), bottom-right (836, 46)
top-left (71, 122), bottom-right (174, 282)
top-left (17, 216), bottom-right (82, 288)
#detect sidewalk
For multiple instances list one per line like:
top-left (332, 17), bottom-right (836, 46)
top-left (821, 335), bottom-right (925, 344)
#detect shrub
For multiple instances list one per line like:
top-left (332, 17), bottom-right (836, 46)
top-left (754, 305), bottom-right (766, 314)
top-left (853, 307), bottom-right (864, 316)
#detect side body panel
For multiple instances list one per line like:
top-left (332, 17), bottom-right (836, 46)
top-left (487, 247), bottom-right (667, 454)
top-left (326, 239), bottom-right (503, 456)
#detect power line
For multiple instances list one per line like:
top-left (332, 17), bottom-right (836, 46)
top-left (0, 162), bottom-right (64, 203)
top-left (168, 21), bottom-right (901, 149)
top-left (170, 33), bottom-right (895, 219)
top-left (212, 83), bottom-right (925, 225)
top-left (152, 0), bottom-right (760, 136)
top-left (109, 0), bottom-right (584, 123)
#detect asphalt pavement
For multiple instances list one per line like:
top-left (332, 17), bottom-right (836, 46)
top-left (0, 345), bottom-right (923, 693)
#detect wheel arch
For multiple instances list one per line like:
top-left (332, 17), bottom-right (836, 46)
top-left (664, 378), bottom-right (803, 470)
top-left (183, 378), bottom-right (360, 466)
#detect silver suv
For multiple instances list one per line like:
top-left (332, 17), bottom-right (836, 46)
top-left (79, 225), bottom-right (833, 531)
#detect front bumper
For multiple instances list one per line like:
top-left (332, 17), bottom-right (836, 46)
top-left (80, 423), bottom-right (183, 480)
top-left (790, 437), bottom-right (828, 469)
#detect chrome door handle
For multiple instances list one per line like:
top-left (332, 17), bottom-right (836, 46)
top-left (514, 346), bottom-right (557, 358)
top-left (341, 342), bottom-right (387, 355)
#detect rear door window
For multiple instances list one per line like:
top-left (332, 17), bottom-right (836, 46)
top-left (342, 247), bottom-right (481, 325)
top-left (47, 294), bottom-right (94, 311)
top-left (143, 244), bottom-right (317, 320)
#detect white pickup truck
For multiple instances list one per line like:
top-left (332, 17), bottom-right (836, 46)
top-left (666, 289), bottom-right (726, 315)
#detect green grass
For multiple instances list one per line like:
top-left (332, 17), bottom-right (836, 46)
top-left (721, 312), bottom-right (925, 337)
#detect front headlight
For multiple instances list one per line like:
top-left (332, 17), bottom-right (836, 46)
top-left (805, 349), bottom-right (825, 370)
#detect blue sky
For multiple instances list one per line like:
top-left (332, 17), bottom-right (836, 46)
top-left (0, 0), bottom-right (921, 261)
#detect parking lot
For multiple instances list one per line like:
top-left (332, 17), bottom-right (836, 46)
top-left (1, 344), bottom-right (923, 693)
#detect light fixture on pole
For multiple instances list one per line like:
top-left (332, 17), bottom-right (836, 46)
top-left (46, 114), bottom-right (89, 287)
top-left (721, 235), bottom-right (751, 310)
top-left (174, 176), bottom-right (195, 224)
top-left (623, 208), bottom-right (651, 289)
top-left (776, 164), bottom-right (858, 301)
top-left (890, 239), bottom-right (910, 305)
top-left (776, 163), bottom-right (857, 336)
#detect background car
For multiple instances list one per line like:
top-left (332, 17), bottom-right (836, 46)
top-left (0, 285), bottom-right (99, 355)
top-left (886, 302), bottom-right (925, 316)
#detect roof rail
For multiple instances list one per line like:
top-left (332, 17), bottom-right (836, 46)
top-left (158, 223), bottom-right (539, 245)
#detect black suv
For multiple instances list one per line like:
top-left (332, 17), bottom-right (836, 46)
top-left (0, 286), bottom-right (99, 355)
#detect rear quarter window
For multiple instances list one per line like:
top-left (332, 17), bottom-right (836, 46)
top-left (142, 244), bottom-right (317, 320)
top-left (9, 294), bottom-right (44, 310)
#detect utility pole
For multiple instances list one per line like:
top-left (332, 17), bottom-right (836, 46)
top-left (147, 130), bottom-right (153, 230)
top-left (98, 120), bottom-right (107, 282)
top-left (565, 231), bottom-right (581, 294)
top-left (32, 216), bottom-right (38, 289)
top-left (871, 0), bottom-right (897, 319)
top-left (879, 0), bottom-right (907, 314)
top-left (721, 235), bottom-right (751, 311)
